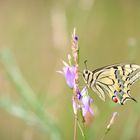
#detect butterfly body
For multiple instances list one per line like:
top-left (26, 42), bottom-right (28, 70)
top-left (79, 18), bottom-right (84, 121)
top-left (83, 64), bottom-right (140, 105)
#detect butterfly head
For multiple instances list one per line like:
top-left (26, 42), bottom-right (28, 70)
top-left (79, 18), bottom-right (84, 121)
top-left (83, 69), bottom-right (89, 84)
top-left (82, 69), bottom-right (92, 84)
top-left (82, 60), bottom-right (88, 82)
top-left (82, 60), bottom-right (93, 85)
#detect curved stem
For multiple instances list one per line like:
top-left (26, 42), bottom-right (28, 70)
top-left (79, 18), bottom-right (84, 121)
top-left (74, 114), bottom-right (77, 140)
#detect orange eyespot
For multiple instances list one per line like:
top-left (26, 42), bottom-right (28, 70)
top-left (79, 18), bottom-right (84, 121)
top-left (112, 96), bottom-right (118, 103)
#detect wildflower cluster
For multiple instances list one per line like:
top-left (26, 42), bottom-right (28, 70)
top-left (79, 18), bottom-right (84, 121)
top-left (58, 29), bottom-right (93, 120)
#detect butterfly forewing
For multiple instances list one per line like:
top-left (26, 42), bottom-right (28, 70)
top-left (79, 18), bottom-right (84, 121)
top-left (83, 64), bottom-right (140, 105)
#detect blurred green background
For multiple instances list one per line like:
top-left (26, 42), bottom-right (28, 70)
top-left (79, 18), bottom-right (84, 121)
top-left (0, 0), bottom-right (140, 140)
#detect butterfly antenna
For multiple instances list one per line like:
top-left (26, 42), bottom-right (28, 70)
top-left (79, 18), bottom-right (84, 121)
top-left (84, 60), bottom-right (88, 70)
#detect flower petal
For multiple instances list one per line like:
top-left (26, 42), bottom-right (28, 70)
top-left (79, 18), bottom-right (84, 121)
top-left (63, 66), bottom-right (76, 88)
top-left (80, 87), bottom-right (94, 116)
top-left (81, 87), bottom-right (87, 96)
top-left (62, 60), bottom-right (69, 67)
top-left (56, 70), bottom-right (64, 75)
top-left (72, 96), bottom-right (79, 115)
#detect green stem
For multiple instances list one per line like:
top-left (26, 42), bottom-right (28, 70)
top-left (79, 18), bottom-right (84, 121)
top-left (80, 108), bottom-right (86, 140)
top-left (74, 114), bottom-right (77, 140)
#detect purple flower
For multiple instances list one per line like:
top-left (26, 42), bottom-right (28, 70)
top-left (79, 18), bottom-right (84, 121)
top-left (72, 96), bottom-right (79, 115)
top-left (63, 66), bottom-right (76, 88)
top-left (72, 87), bottom-right (94, 117)
top-left (57, 60), bottom-right (76, 88)
top-left (74, 36), bottom-right (78, 41)
top-left (80, 87), bottom-right (93, 116)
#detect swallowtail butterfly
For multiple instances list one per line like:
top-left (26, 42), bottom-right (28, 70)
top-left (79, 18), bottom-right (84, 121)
top-left (83, 63), bottom-right (140, 105)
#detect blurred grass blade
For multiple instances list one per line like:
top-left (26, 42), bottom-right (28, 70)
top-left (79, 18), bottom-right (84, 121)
top-left (0, 48), bottom-right (62, 140)
top-left (0, 97), bottom-right (58, 133)
top-left (0, 97), bottom-right (38, 125)
top-left (0, 48), bottom-right (41, 110)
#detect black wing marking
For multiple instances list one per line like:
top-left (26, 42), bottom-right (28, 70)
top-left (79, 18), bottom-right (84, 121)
top-left (91, 64), bottom-right (140, 104)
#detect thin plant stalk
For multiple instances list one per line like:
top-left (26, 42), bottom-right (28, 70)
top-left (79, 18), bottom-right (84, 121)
top-left (74, 114), bottom-right (77, 140)
top-left (71, 28), bottom-right (86, 140)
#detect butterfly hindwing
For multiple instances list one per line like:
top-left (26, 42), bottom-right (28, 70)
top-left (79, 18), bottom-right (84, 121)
top-left (90, 64), bottom-right (140, 104)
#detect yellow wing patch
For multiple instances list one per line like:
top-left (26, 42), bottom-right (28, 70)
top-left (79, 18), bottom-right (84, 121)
top-left (92, 64), bottom-right (139, 104)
